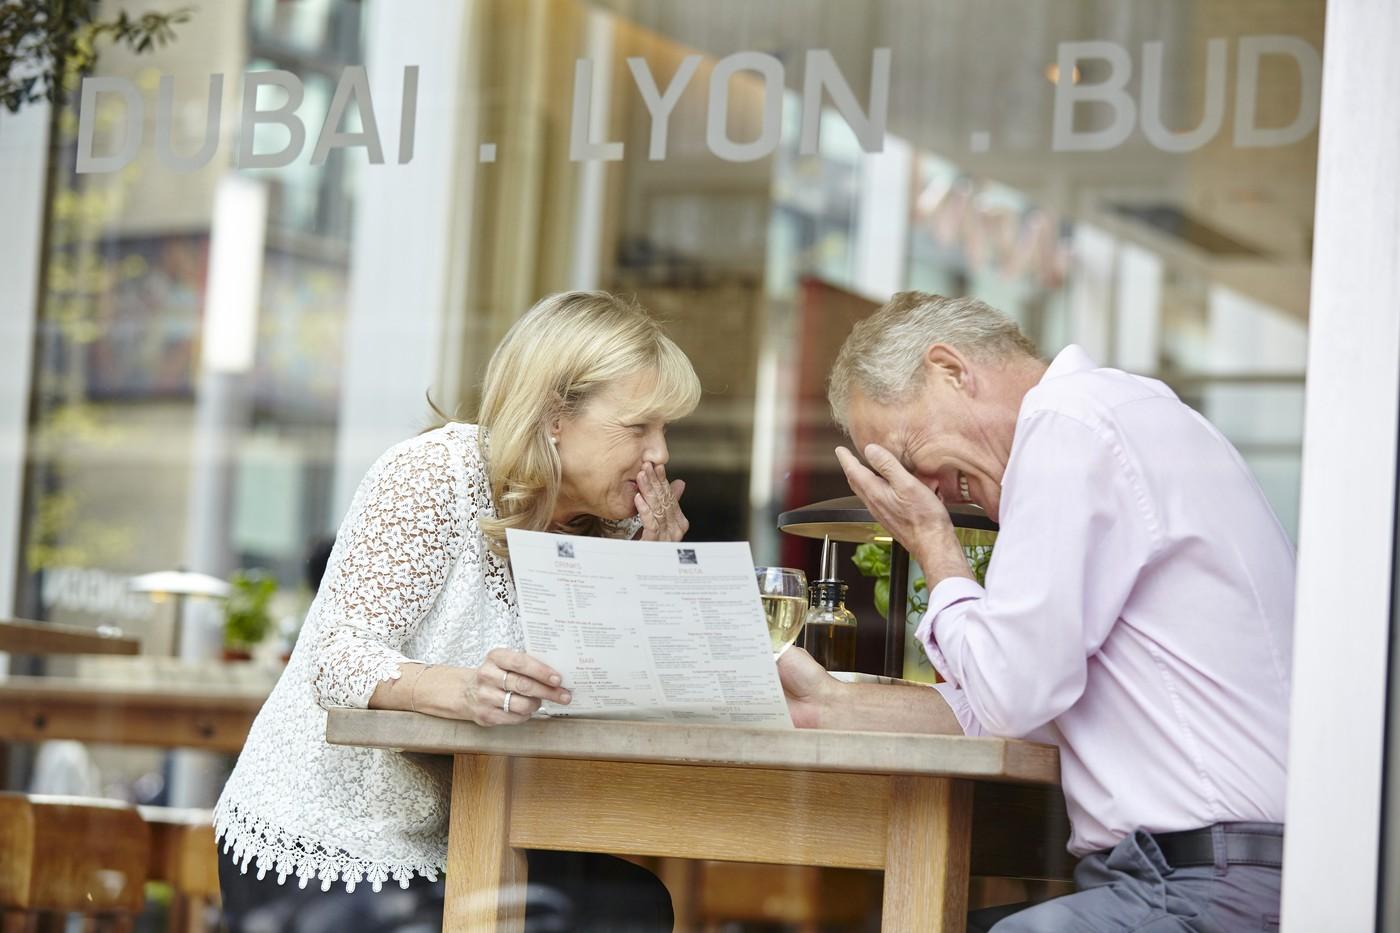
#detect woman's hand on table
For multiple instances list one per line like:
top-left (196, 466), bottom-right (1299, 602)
top-left (776, 647), bottom-right (846, 729)
top-left (634, 462), bottom-right (689, 541)
top-left (414, 649), bottom-right (571, 726)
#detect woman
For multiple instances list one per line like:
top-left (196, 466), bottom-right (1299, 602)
top-left (215, 291), bottom-right (699, 931)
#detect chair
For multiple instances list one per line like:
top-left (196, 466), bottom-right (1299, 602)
top-left (0, 792), bottom-right (150, 932)
top-left (139, 807), bottom-right (221, 933)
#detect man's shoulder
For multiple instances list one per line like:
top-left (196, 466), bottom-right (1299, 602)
top-left (1020, 364), bottom-right (1178, 433)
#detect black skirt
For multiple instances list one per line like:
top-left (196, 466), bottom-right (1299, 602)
top-left (218, 848), bottom-right (674, 932)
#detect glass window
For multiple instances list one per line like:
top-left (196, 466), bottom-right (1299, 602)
top-left (3, 1), bottom-right (1324, 927)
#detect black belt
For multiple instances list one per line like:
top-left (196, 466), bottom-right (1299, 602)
top-left (1151, 824), bottom-right (1284, 870)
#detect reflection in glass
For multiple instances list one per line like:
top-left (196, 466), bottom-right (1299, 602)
top-left (9, 7), bottom-right (1323, 916)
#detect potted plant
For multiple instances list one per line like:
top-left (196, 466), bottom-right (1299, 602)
top-left (222, 570), bottom-right (277, 661)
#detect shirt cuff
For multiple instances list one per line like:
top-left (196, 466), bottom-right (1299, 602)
top-left (931, 682), bottom-right (984, 736)
top-left (914, 576), bottom-right (986, 687)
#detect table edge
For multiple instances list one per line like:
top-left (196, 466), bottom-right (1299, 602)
top-left (326, 708), bottom-right (1060, 785)
top-left (0, 676), bottom-right (269, 708)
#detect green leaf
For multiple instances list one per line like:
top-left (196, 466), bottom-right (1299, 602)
top-left (224, 569), bottom-right (279, 649)
top-left (851, 541), bottom-right (891, 578)
top-left (873, 577), bottom-right (890, 618)
top-left (0, 2), bottom-right (192, 113)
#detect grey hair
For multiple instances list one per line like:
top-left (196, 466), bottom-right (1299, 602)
top-left (828, 292), bottom-right (1040, 429)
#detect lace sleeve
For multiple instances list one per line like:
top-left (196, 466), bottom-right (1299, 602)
top-left (308, 438), bottom-right (467, 709)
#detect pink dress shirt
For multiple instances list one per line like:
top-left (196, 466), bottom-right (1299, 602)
top-left (920, 345), bottom-right (1295, 856)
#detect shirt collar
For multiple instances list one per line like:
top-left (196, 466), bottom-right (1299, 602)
top-left (1040, 343), bottom-right (1098, 383)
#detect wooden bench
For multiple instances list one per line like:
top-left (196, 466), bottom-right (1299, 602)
top-left (0, 793), bottom-right (150, 932)
top-left (139, 808), bottom-right (220, 933)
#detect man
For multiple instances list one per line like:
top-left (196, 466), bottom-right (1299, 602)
top-left (779, 292), bottom-right (1293, 932)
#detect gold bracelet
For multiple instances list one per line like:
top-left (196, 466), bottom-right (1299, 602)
top-left (409, 663), bottom-right (435, 714)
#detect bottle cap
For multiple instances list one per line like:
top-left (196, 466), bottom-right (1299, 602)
top-left (812, 580), bottom-right (848, 605)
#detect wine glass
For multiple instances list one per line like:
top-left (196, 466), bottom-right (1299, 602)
top-left (756, 567), bottom-right (808, 658)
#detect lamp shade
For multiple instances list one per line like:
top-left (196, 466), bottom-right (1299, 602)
top-left (776, 495), bottom-right (998, 543)
top-left (128, 570), bottom-right (231, 599)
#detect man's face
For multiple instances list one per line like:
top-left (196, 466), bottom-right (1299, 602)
top-left (845, 359), bottom-right (1011, 522)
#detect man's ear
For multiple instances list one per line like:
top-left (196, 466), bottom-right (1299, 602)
top-left (924, 343), bottom-right (973, 393)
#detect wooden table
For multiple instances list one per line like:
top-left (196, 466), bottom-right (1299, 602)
top-left (0, 677), bottom-right (267, 753)
top-left (0, 618), bottom-right (140, 656)
top-left (327, 711), bottom-right (1065, 932)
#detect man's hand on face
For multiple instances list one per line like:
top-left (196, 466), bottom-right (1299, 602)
top-left (835, 444), bottom-right (975, 585)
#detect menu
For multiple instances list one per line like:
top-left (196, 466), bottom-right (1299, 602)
top-left (506, 529), bottom-right (793, 728)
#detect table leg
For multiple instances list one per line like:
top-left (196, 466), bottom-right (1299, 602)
top-left (881, 776), bottom-right (973, 932)
top-left (444, 754), bottom-right (527, 932)
top-left (655, 858), bottom-right (697, 932)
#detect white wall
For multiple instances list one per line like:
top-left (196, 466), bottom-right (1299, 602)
top-left (1281, 0), bottom-right (1400, 928)
top-left (331, 0), bottom-right (478, 520)
top-left (0, 99), bottom-right (51, 660)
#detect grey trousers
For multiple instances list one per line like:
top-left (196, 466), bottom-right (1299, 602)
top-left (968, 824), bottom-right (1282, 933)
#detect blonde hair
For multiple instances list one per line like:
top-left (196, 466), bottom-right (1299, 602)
top-left (475, 291), bottom-right (701, 556)
top-left (828, 291), bottom-right (1040, 429)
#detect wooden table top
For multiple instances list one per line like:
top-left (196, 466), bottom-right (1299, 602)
top-left (0, 618), bottom-right (140, 656)
top-left (0, 669), bottom-right (274, 753)
top-left (326, 709), bottom-right (1060, 785)
top-left (0, 676), bottom-right (269, 708)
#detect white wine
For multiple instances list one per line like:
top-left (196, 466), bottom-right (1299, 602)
top-left (762, 594), bottom-right (808, 655)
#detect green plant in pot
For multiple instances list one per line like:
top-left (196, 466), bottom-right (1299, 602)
top-left (852, 528), bottom-right (994, 683)
top-left (223, 570), bottom-right (277, 660)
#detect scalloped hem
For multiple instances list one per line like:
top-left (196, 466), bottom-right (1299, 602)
top-left (214, 798), bottom-right (444, 894)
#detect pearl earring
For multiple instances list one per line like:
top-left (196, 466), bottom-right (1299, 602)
top-left (549, 436), bottom-right (558, 446)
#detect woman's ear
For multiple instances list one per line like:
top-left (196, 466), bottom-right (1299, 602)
top-left (547, 397), bottom-right (566, 436)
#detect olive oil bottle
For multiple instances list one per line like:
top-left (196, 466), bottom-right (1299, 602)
top-left (803, 579), bottom-right (858, 670)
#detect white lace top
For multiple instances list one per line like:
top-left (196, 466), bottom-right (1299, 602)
top-left (214, 422), bottom-right (633, 892)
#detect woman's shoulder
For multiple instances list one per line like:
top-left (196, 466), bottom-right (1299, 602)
top-left (422, 420), bottom-right (482, 456)
top-left (347, 423), bottom-right (489, 517)
top-left (372, 422), bottom-right (483, 475)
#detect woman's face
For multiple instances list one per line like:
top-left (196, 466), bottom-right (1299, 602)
top-left (553, 371), bottom-right (671, 524)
